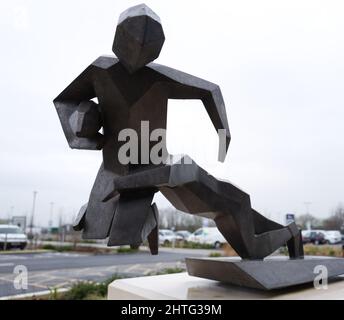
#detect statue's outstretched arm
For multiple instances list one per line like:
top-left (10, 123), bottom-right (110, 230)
top-left (53, 65), bottom-right (104, 150)
top-left (149, 64), bottom-right (231, 161)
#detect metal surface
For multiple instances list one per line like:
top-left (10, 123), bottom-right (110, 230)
top-left (54, 4), bottom-right (304, 260)
top-left (186, 256), bottom-right (344, 290)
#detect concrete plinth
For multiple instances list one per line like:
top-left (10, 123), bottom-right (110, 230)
top-left (108, 272), bottom-right (344, 300)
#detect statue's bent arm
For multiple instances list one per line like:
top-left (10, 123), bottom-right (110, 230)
top-left (53, 65), bottom-right (104, 150)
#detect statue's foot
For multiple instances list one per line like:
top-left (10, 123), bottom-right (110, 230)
top-left (73, 203), bottom-right (87, 231)
top-left (286, 223), bottom-right (304, 259)
top-left (147, 225), bottom-right (158, 255)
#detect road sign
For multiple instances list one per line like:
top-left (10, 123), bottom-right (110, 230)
top-left (285, 213), bottom-right (295, 225)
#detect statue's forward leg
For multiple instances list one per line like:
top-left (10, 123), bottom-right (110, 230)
top-left (161, 177), bottom-right (300, 259)
top-left (251, 209), bottom-right (304, 259)
top-left (212, 192), bottom-right (303, 259)
top-left (109, 155), bottom-right (304, 260)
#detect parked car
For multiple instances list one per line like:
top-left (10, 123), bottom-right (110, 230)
top-left (175, 230), bottom-right (191, 240)
top-left (188, 227), bottom-right (226, 248)
top-left (324, 231), bottom-right (342, 244)
top-left (302, 230), bottom-right (327, 245)
top-left (301, 230), bottom-right (311, 244)
top-left (158, 229), bottom-right (182, 246)
top-left (0, 225), bottom-right (27, 250)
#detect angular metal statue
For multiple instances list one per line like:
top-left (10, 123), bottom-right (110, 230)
top-left (54, 4), bottom-right (304, 260)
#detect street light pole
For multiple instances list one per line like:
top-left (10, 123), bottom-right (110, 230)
top-left (49, 202), bottom-right (54, 229)
top-left (30, 191), bottom-right (38, 237)
top-left (304, 202), bottom-right (312, 215)
top-left (8, 206), bottom-right (14, 224)
top-left (304, 201), bottom-right (312, 230)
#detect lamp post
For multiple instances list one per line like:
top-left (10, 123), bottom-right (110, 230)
top-left (49, 202), bottom-right (54, 230)
top-left (8, 206), bottom-right (14, 224)
top-left (29, 191), bottom-right (38, 242)
top-left (304, 201), bottom-right (312, 230)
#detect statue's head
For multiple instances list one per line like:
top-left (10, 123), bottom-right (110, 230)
top-left (113, 4), bottom-right (165, 74)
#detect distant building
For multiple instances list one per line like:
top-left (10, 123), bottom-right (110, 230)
top-left (11, 216), bottom-right (27, 231)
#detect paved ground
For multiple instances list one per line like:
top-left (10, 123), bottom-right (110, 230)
top-left (2, 243), bottom-right (340, 298)
top-left (0, 249), bottom-right (210, 298)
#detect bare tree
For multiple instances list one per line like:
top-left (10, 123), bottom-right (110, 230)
top-left (159, 207), bottom-right (214, 232)
top-left (323, 204), bottom-right (344, 231)
top-left (296, 214), bottom-right (321, 229)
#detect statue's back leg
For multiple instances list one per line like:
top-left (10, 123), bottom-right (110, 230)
top-left (73, 163), bottom-right (160, 254)
top-left (73, 163), bottom-right (119, 239)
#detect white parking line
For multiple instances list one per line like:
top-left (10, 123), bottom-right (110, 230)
top-left (0, 255), bottom-right (26, 261)
top-left (0, 263), bottom-right (15, 267)
top-left (125, 264), bottom-right (141, 272)
top-left (143, 269), bottom-right (153, 275)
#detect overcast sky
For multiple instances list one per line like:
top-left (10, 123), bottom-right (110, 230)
top-left (0, 0), bottom-right (343, 227)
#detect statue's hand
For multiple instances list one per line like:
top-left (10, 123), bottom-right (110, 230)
top-left (69, 100), bottom-right (102, 138)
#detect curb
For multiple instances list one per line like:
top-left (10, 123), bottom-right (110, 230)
top-left (0, 250), bottom-right (54, 255)
top-left (0, 288), bottom-right (69, 300)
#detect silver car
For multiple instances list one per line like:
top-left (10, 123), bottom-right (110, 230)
top-left (0, 225), bottom-right (27, 250)
top-left (158, 229), bottom-right (182, 246)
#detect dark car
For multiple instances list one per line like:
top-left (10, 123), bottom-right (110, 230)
top-left (301, 230), bottom-right (311, 244)
top-left (302, 230), bottom-right (328, 245)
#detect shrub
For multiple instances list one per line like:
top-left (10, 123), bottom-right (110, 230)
top-left (48, 287), bottom-right (59, 300)
top-left (97, 274), bottom-right (123, 296)
top-left (162, 241), bottom-right (215, 250)
top-left (283, 244), bottom-right (343, 257)
top-left (329, 249), bottom-right (336, 256)
top-left (56, 245), bottom-right (74, 252)
top-left (42, 244), bottom-right (55, 251)
top-left (209, 252), bottom-right (222, 257)
top-left (63, 282), bottom-right (101, 300)
top-left (41, 244), bottom-right (74, 252)
top-left (116, 246), bottom-right (139, 254)
top-left (156, 267), bottom-right (184, 275)
top-left (61, 274), bottom-right (123, 300)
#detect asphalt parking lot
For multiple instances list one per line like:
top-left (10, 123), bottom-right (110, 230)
top-left (0, 249), bottom-right (209, 298)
